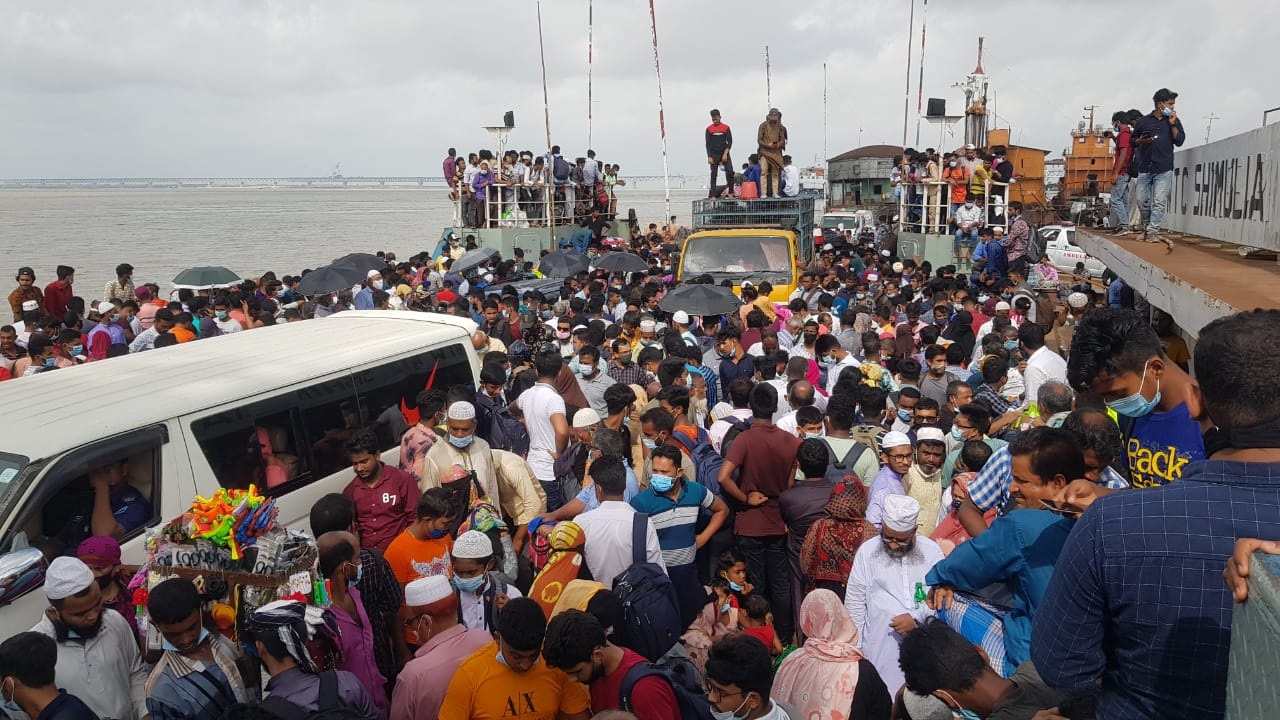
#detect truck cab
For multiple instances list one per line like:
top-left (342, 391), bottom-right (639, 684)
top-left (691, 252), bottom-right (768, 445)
top-left (676, 197), bottom-right (816, 302)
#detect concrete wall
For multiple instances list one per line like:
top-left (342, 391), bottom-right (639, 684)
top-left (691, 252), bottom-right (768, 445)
top-left (1167, 123), bottom-right (1279, 250)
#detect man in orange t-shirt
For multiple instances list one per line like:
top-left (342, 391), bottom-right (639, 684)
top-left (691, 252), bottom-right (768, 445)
top-left (383, 488), bottom-right (457, 587)
top-left (943, 153), bottom-right (971, 219)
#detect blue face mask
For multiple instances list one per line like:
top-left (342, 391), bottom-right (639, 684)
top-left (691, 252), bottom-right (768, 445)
top-left (936, 691), bottom-right (982, 720)
top-left (161, 626), bottom-right (211, 654)
top-left (453, 574), bottom-right (485, 593)
top-left (951, 425), bottom-right (965, 442)
top-left (540, 310), bottom-right (553, 320)
top-left (1161, 106), bottom-right (1173, 117)
top-left (804, 431), bottom-right (824, 440)
top-left (495, 649), bottom-right (539, 669)
top-left (728, 580), bottom-right (744, 592)
top-left (821, 354), bottom-right (836, 366)
top-left (897, 409), bottom-right (912, 424)
top-left (650, 474), bottom-right (675, 492)
top-left (428, 528), bottom-right (448, 540)
top-left (448, 434), bottom-right (474, 449)
top-left (43, 357), bottom-right (56, 368)
top-left (1, 679), bottom-right (21, 714)
top-left (71, 344), bottom-right (83, 356)
top-left (1004, 340), bottom-right (1019, 351)
top-left (1107, 362), bottom-right (1162, 418)
top-left (642, 438), bottom-right (658, 450)
top-left (711, 695), bottom-right (751, 720)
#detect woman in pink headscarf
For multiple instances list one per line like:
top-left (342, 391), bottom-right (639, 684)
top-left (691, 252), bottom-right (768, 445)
top-left (772, 588), bottom-right (893, 720)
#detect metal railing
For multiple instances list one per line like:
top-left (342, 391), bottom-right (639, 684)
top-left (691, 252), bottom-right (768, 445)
top-left (895, 179), bottom-right (1012, 235)
top-left (452, 178), bottom-right (620, 230)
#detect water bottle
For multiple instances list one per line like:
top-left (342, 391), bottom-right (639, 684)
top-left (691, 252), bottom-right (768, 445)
top-left (913, 582), bottom-right (926, 610)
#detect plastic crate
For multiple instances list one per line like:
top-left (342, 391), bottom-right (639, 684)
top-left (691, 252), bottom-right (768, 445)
top-left (692, 197), bottom-right (816, 232)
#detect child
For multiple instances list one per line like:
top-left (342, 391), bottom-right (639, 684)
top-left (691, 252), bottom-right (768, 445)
top-left (681, 576), bottom-right (741, 676)
top-left (709, 577), bottom-right (737, 629)
top-left (383, 487), bottom-right (458, 587)
top-left (931, 440), bottom-right (1000, 555)
top-left (717, 548), bottom-right (754, 604)
top-left (739, 593), bottom-right (784, 656)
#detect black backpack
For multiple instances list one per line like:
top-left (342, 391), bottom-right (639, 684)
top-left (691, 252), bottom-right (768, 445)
top-left (824, 438), bottom-right (870, 485)
top-left (553, 155), bottom-right (572, 183)
top-left (619, 656), bottom-right (714, 720)
top-left (475, 392), bottom-right (531, 456)
top-left (612, 513), bottom-right (683, 662)
top-left (258, 670), bottom-right (369, 720)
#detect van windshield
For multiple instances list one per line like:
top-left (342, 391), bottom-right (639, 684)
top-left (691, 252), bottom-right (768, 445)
top-left (681, 234), bottom-right (793, 285)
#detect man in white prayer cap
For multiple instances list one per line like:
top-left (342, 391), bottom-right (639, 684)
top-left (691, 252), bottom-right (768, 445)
top-left (31, 556), bottom-right (149, 720)
top-left (843, 494), bottom-right (945, 695)
top-left (391, 576), bottom-right (494, 720)
top-left (867, 431), bottom-right (915, 529)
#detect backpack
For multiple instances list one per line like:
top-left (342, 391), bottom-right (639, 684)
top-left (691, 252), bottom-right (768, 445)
top-left (259, 670), bottom-right (368, 720)
top-left (619, 657), bottom-right (714, 720)
top-left (612, 513), bottom-right (683, 662)
top-left (475, 392), bottom-right (530, 456)
top-left (669, 426), bottom-right (724, 497)
top-left (718, 417), bottom-right (753, 465)
top-left (850, 424), bottom-right (886, 453)
top-left (824, 438), bottom-right (870, 485)
top-left (553, 155), bottom-right (572, 183)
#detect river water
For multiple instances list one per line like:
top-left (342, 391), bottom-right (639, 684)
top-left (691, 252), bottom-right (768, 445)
top-left (0, 186), bottom-right (708, 299)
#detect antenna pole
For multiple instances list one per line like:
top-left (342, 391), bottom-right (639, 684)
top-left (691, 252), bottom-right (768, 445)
top-left (902, 0), bottom-right (916, 148)
top-left (823, 63), bottom-right (828, 161)
top-left (647, 0), bottom-right (672, 219)
top-left (915, 0), bottom-right (928, 147)
top-left (765, 45), bottom-right (772, 108)
top-left (1204, 112), bottom-right (1220, 144)
top-left (587, 0), bottom-right (593, 149)
top-left (1083, 105), bottom-right (1097, 130)
top-left (537, 1), bottom-right (555, 245)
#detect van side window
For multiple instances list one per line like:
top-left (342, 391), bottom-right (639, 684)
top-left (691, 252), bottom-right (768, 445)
top-left (8, 426), bottom-right (167, 557)
top-left (351, 344), bottom-right (475, 452)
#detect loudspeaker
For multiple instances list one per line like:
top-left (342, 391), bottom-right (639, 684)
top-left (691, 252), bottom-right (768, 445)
top-left (926, 98), bottom-right (946, 118)
top-left (504, 111), bottom-right (515, 128)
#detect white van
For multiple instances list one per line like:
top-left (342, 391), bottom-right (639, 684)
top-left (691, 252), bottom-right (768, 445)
top-left (0, 311), bottom-right (478, 636)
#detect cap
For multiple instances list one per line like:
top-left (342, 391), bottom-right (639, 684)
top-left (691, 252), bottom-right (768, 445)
top-left (880, 431), bottom-right (912, 449)
top-left (483, 273), bottom-right (494, 283)
top-left (405, 575), bottom-right (453, 606)
top-left (44, 556), bottom-right (95, 600)
top-left (710, 402), bottom-right (735, 423)
top-left (892, 262), bottom-right (904, 273)
top-left (135, 287), bottom-right (152, 300)
top-left (917, 427), bottom-right (946, 444)
top-left (453, 530), bottom-right (494, 559)
top-left (964, 143), bottom-right (976, 150)
top-left (572, 408), bottom-right (601, 429)
top-left (76, 536), bottom-right (122, 569)
top-left (96, 301), bottom-right (115, 315)
top-left (671, 310), bottom-right (690, 325)
top-left (767, 107), bottom-right (781, 118)
top-left (447, 401), bottom-right (476, 421)
top-left (823, 243), bottom-right (834, 251)
top-left (639, 319), bottom-right (656, 332)
top-left (1067, 292), bottom-right (1089, 308)
top-left (879, 249), bottom-right (891, 258)
top-left (21, 300), bottom-right (38, 312)
top-left (866, 273), bottom-right (879, 282)
top-left (741, 280), bottom-right (754, 289)
top-left (994, 300), bottom-right (1012, 311)
top-left (395, 284), bottom-right (412, 297)
top-left (367, 269), bottom-right (381, 279)
top-left (882, 494), bottom-right (922, 532)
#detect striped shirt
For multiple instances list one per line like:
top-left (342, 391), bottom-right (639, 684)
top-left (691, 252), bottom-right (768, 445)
top-left (145, 634), bottom-right (252, 720)
top-left (629, 480), bottom-right (714, 567)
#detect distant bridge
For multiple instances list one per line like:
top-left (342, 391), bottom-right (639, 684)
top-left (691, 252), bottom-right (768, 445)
top-left (0, 175), bottom-right (699, 190)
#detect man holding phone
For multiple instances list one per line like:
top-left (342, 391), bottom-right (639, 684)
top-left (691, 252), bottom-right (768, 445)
top-left (1131, 88), bottom-right (1184, 250)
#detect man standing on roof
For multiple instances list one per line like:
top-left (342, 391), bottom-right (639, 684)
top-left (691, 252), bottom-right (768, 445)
top-left (706, 109), bottom-right (735, 197)
top-left (757, 108), bottom-right (788, 198)
top-left (1132, 88), bottom-right (1184, 250)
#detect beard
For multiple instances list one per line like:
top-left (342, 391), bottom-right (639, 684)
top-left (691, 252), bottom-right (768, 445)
top-left (54, 614), bottom-right (104, 642)
top-left (884, 539), bottom-right (916, 559)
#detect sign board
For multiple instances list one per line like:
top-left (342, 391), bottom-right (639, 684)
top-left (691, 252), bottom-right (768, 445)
top-left (1167, 123), bottom-right (1278, 250)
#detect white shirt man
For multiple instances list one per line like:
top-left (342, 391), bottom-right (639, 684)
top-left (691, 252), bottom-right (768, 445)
top-left (1022, 343), bottom-right (1069, 412)
top-left (574, 499), bottom-right (666, 585)
top-left (845, 495), bottom-right (944, 695)
top-left (953, 203), bottom-right (983, 230)
top-left (781, 163), bottom-right (800, 197)
top-left (515, 378), bottom-right (566, 489)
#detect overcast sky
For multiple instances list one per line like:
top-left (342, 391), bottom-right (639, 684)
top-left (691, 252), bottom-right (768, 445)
top-left (1, 0), bottom-right (1274, 178)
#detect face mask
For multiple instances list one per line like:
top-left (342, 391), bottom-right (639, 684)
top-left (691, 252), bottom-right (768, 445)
top-left (617, 354), bottom-right (633, 366)
top-left (161, 626), bottom-right (211, 654)
top-left (428, 528), bottom-right (448, 540)
top-left (720, 602), bottom-right (731, 614)
top-left (650, 474), bottom-right (675, 492)
top-left (803, 431), bottom-right (823, 440)
top-left (897, 409), bottom-right (912, 424)
top-left (579, 365), bottom-right (596, 378)
top-left (556, 330), bottom-right (571, 340)
top-left (642, 438), bottom-right (658, 450)
top-left (449, 434), bottom-right (475, 449)
top-left (71, 344), bottom-right (83, 356)
top-left (1162, 106), bottom-right (1173, 117)
top-left (541, 310), bottom-right (553, 320)
top-left (728, 580), bottom-right (744, 593)
top-left (1, 679), bottom-right (20, 714)
top-left (821, 355), bottom-right (836, 366)
top-left (855, 292), bottom-right (866, 300)
top-left (964, 202), bottom-right (974, 209)
top-left (951, 425), bottom-right (965, 442)
top-left (977, 294), bottom-right (990, 303)
top-left (495, 649), bottom-right (539, 669)
top-left (711, 695), bottom-right (751, 720)
top-left (1004, 340), bottom-right (1019, 351)
top-left (453, 574), bottom-right (485, 593)
top-left (1113, 125), bottom-right (1122, 133)
top-left (949, 161), bottom-right (957, 168)
top-left (1107, 362), bottom-right (1162, 418)
top-left (215, 310), bottom-right (228, 320)
top-left (43, 357), bottom-right (55, 368)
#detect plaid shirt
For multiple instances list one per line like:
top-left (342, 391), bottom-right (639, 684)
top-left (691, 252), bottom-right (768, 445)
top-left (968, 445), bottom-right (1129, 513)
top-left (1031, 460), bottom-right (1280, 719)
top-left (974, 384), bottom-right (1013, 416)
top-left (607, 362), bottom-right (648, 387)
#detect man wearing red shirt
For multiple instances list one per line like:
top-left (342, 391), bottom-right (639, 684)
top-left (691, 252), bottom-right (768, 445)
top-left (705, 109), bottom-right (735, 197)
top-left (43, 265), bottom-right (75, 320)
top-left (342, 429), bottom-right (419, 552)
top-left (1108, 110), bottom-right (1135, 234)
top-left (543, 610), bottom-right (680, 720)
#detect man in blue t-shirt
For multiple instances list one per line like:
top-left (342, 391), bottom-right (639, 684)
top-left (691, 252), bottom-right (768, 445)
top-left (61, 459), bottom-right (151, 546)
top-left (630, 444), bottom-right (729, 629)
top-left (1065, 308), bottom-right (1205, 492)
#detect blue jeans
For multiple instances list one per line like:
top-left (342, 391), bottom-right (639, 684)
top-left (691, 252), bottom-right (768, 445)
top-left (955, 227), bottom-right (979, 249)
top-left (1109, 174), bottom-right (1129, 228)
top-left (1137, 170), bottom-right (1173, 231)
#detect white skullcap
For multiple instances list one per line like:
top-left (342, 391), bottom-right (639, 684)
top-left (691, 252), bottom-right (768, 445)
top-left (671, 310), bottom-right (690, 325)
top-left (21, 300), bottom-right (38, 312)
top-left (44, 556), bottom-right (94, 600)
top-left (366, 269), bottom-right (381, 279)
top-left (1067, 292), bottom-right (1089, 308)
top-left (483, 273), bottom-right (493, 283)
top-left (882, 494), bottom-right (921, 532)
top-left (880, 431), bottom-right (912, 450)
top-left (879, 249), bottom-right (891, 257)
top-left (711, 402), bottom-right (735, 423)
top-left (639, 318), bottom-right (656, 332)
top-left (892, 262), bottom-right (904, 273)
top-left (453, 530), bottom-right (494, 559)
top-left (994, 301), bottom-right (1012, 311)
top-left (866, 273), bottom-right (879, 282)
top-left (917, 427), bottom-right (946, 444)
top-left (405, 575), bottom-right (453, 607)
top-left (823, 243), bottom-right (834, 251)
top-left (96, 302), bottom-right (115, 315)
top-left (447, 401), bottom-right (476, 421)
top-left (572, 408), bottom-right (601, 429)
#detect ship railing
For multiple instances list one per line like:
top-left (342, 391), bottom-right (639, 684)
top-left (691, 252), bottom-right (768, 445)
top-left (894, 179), bottom-right (1013, 236)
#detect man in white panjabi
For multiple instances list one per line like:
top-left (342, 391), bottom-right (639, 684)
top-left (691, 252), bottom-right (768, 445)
top-left (843, 494), bottom-right (944, 695)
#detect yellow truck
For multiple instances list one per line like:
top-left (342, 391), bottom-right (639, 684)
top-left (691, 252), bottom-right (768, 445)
top-left (676, 197), bottom-right (818, 303)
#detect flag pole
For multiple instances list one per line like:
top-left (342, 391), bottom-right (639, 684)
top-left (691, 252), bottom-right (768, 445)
top-left (647, 0), bottom-right (671, 219)
top-left (537, 1), bottom-right (556, 246)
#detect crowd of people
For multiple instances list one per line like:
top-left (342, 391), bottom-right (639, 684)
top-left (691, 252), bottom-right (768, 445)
top-left (2, 190), bottom-right (1278, 720)
top-left (445, 146), bottom-right (626, 229)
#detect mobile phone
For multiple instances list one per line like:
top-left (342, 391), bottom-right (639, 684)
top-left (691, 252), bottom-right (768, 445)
top-left (1040, 499), bottom-right (1082, 517)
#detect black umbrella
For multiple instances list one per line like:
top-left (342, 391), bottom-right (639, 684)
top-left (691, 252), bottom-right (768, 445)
top-left (593, 252), bottom-right (648, 274)
top-left (331, 253), bottom-right (384, 275)
top-left (657, 284), bottom-right (741, 316)
top-left (452, 247), bottom-right (500, 275)
top-left (172, 266), bottom-right (240, 288)
top-left (296, 265), bottom-right (359, 295)
top-left (538, 250), bottom-right (591, 278)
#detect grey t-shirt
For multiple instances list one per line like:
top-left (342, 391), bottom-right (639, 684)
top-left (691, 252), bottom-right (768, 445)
top-left (989, 662), bottom-right (1064, 720)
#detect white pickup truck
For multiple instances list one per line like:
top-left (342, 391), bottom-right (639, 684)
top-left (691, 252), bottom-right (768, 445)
top-left (1033, 224), bottom-right (1108, 278)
